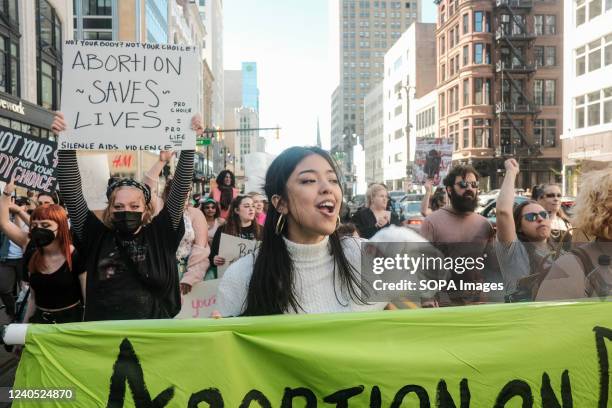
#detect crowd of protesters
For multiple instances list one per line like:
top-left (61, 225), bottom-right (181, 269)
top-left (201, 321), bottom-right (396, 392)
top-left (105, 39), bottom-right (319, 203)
top-left (0, 111), bottom-right (610, 339)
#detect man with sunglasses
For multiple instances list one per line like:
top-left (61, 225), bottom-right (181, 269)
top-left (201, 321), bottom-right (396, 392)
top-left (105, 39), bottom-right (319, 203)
top-left (420, 164), bottom-right (496, 306)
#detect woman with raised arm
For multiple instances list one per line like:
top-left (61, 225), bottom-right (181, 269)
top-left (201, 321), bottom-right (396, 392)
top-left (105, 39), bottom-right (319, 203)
top-left (495, 159), bottom-right (556, 301)
top-left (0, 180), bottom-right (86, 323)
top-left (52, 112), bottom-right (197, 321)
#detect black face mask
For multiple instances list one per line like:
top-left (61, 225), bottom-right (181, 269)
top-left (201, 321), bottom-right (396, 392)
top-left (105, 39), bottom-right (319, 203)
top-left (112, 211), bottom-right (144, 235)
top-left (30, 227), bottom-right (56, 248)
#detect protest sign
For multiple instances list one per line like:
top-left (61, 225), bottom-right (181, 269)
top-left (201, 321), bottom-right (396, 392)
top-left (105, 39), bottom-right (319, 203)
top-left (59, 40), bottom-right (201, 151)
top-left (217, 233), bottom-right (260, 278)
top-left (414, 137), bottom-right (454, 187)
top-left (175, 280), bottom-right (219, 319)
top-left (77, 153), bottom-right (110, 210)
top-left (0, 124), bottom-right (57, 194)
top-left (11, 301), bottom-right (612, 407)
top-left (244, 152), bottom-right (275, 194)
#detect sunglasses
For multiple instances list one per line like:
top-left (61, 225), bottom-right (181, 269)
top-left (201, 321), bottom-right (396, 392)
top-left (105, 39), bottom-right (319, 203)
top-left (523, 211), bottom-right (549, 222)
top-left (544, 193), bottom-right (562, 198)
top-left (455, 181), bottom-right (479, 189)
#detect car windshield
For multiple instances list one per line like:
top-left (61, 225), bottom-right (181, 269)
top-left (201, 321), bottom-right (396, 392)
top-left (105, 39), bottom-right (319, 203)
top-left (402, 201), bottom-right (422, 216)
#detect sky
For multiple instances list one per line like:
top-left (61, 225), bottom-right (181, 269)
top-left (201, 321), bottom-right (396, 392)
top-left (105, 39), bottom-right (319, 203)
top-left (223, 0), bottom-right (437, 155)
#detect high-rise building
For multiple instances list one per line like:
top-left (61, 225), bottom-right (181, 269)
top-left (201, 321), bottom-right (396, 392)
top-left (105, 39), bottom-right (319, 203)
top-left (0, 0), bottom-right (71, 143)
top-left (199, 0), bottom-right (224, 129)
top-left (332, 0), bottom-right (421, 193)
top-left (383, 22), bottom-right (436, 189)
top-left (73, 0), bottom-right (115, 40)
top-left (435, 0), bottom-right (563, 190)
top-left (220, 69), bottom-right (242, 173)
top-left (242, 62), bottom-right (259, 112)
top-left (561, 0), bottom-right (612, 195)
top-left (146, 0), bottom-right (168, 43)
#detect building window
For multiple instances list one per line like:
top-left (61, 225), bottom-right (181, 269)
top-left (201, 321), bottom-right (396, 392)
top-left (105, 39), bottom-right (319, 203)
top-left (462, 119), bottom-right (469, 148)
top-left (473, 118), bottom-right (491, 148)
top-left (76, 0), bottom-right (114, 40)
top-left (394, 129), bottom-right (403, 139)
top-left (462, 45), bottom-right (469, 66)
top-left (441, 64), bottom-right (446, 82)
top-left (534, 119), bottom-right (556, 147)
top-left (474, 78), bottom-right (491, 105)
top-left (576, 0), bottom-right (586, 26)
top-left (439, 35), bottom-right (445, 55)
top-left (545, 46), bottom-right (556, 66)
top-left (534, 80), bottom-right (556, 106)
top-left (473, 43), bottom-right (490, 64)
top-left (37, 0), bottom-right (62, 110)
top-left (462, 13), bottom-right (469, 34)
top-left (473, 11), bottom-right (491, 32)
top-left (535, 15), bottom-right (556, 35)
top-left (576, 46), bottom-right (586, 75)
top-left (463, 78), bottom-right (469, 106)
top-left (604, 87), bottom-right (612, 123)
top-left (588, 39), bottom-right (602, 71)
top-left (439, 93), bottom-right (446, 117)
top-left (588, 0), bottom-right (602, 19)
top-left (575, 95), bottom-right (585, 128)
top-left (587, 91), bottom-right (600, 126)
top-left (0, 0), bottom-right (20, 96)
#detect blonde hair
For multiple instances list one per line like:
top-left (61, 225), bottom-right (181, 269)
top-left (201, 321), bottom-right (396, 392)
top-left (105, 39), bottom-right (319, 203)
top-left (366, 183), bottom-right (388, 208)
top-left (102, 186), bottom-right (155, 228)
top-left (571, 169), bottom-right (612, 239)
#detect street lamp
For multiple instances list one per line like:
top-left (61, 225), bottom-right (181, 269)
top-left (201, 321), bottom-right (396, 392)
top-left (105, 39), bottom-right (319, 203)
top-left (398, 80), bottom-right (415, 191)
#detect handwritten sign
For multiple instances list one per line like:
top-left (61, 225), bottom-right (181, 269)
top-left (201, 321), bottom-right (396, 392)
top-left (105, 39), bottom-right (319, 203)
top-left (218, 233), bottom-right (260, 278)
top-left (175, 280), bottom-right (219, 319)
top-left (59, 40), bottom-right (201, 151)
top-left (0, 125), bottom-right (57, 194)
top-left (77, 153), bottom-right (110, 210)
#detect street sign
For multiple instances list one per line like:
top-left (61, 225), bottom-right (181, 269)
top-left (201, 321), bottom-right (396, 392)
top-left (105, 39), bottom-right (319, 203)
top-left (196, 138), bottom-right (212, 146)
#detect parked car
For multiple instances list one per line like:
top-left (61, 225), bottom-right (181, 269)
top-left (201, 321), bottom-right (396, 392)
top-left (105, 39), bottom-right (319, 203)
top-left (399, 193), bottom-right (425, 203)
top-left (389, 190), bottom-right (407, 203)
top-left (399, 201), bottom-right (424, 231)
top-left (478, 189), bottom-right (500, 208)
top-left (479, 196), bottom-right (529, 229)
top-left (347, 194), bottom-right (365, 217)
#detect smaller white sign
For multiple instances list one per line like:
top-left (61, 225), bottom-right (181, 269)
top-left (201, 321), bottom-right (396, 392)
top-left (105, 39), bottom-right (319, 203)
top-left (77, 153), bottom-right (110, 210)
top-left (175, 280), bottom-right (220, 319)
top-left (217, 233), bottom-right (260, 278)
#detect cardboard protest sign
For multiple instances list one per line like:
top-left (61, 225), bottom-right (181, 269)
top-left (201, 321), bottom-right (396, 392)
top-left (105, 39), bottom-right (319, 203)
top-left (76, 153), bottom-right (110, 210)
top-left (175, 280), bottom-right (219, 319)
top-left (0, 125), bottom-right (57, 194)
top-left (218, 233), bottom-right (260, 278)
top-left (60, 40), bottom-right (201, 151)
top-left (414, 137), bottom-right (454, 186)
top-left (12, 301), bottom-right (612, 407)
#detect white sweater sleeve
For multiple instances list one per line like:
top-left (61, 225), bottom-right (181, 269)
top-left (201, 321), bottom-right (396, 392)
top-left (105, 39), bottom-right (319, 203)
top-left (216, 254), bottom-right (255, 317)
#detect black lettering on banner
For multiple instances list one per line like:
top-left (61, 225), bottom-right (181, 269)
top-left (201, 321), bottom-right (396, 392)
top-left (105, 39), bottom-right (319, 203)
top-left (493, 380), bottom-right (533, 408)
top-left (323, 386), bottom-right (365, 408)
top-left (280, 387), bottom-right (316, 408)
top-left (106, 338), bottom-right (175, 408)
top-left (369, 386), bottom-right (381, 408)
top-left (594, 326), bottom-right (611, 408)
top-left (540, 371), bottom-right (572, 408)
top-left (436, 379), bottom-right (470, 408)
top-left (0, 125), bottom-right (58, 193)
top-left (390, 385), bottom-right (430, 408)
top-left (238, 390), bottom-right (272, 408)
top-left (187, 388), bottom-right (224, 408)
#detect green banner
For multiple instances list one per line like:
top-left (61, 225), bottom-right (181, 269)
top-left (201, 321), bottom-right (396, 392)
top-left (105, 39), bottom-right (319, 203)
top-left (12, 302), bottom-right (612, 407)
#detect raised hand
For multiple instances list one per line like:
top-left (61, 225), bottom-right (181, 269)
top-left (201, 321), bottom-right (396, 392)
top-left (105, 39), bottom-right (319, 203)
top-left (504, 158), bottom-right (519, 174)
top-left (51, 112), bottom-right (67, 135)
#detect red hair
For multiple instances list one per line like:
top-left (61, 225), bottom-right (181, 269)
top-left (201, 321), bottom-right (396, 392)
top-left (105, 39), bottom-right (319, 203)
top-left (28, 204), bottom-right (73, 273)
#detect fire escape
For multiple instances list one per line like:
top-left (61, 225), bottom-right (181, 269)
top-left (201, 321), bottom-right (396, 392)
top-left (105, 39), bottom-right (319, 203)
top-left (494, 0), bottom-right (541, 157)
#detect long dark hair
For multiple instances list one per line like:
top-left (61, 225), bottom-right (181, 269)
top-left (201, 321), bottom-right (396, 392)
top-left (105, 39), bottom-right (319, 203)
top-left (242, 146), bottom-right (367, 316)
top-left (431, 187), bottom-right (447, 211)
top-left (223, 195), bottom-right (262, 239)
top-left (200, 199), bottom-right (221, 219)
top-left (513, 200), bottom-right (555, 275)
top-left (216, 170), bottom-right (236, 211)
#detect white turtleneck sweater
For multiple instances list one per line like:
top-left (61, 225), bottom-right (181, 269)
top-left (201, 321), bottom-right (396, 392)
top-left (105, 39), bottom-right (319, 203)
top-left (217, 236), bottom-right (386, 316)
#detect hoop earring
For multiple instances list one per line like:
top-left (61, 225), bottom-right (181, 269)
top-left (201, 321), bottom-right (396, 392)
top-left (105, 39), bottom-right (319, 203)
top-left (275, 214), bottom-right (286, 236)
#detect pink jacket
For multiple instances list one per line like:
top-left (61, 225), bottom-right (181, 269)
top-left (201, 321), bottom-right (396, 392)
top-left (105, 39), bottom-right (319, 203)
top-left (211, 187), bottom-right (239, 220)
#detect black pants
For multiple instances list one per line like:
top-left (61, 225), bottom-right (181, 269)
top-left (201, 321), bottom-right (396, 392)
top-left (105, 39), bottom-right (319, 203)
top-left (0, 258), bottom-right (22, 318)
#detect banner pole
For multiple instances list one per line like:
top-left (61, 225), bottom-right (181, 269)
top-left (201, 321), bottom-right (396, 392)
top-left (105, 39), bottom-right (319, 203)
top-left (1, 324), bottom-right (28, 346)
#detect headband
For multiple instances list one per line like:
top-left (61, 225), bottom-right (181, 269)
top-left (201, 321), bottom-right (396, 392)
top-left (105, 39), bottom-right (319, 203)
top-left (106, 179), bottom-right (152, 204)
